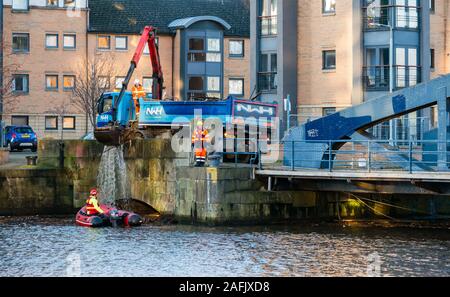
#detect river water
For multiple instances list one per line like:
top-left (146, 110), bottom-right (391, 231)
top-left (0, 217), bottom-right (448, 277)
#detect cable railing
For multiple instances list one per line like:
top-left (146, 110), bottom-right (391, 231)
top-left (254, 139), bottom-right (450, 173)
top-left (362, 5), bottom-right (421, 31)
top-left (362, 65), bottom-right (421, 91)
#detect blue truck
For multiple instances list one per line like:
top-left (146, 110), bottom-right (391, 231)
top-left (95, 91), bottom-right (278, 162)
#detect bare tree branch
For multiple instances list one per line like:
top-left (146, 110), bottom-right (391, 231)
top-left (71, 54), bottom-right (117, 131)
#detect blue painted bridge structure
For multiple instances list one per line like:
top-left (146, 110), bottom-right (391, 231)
top-left (284, 74), bottom-right (450, 171)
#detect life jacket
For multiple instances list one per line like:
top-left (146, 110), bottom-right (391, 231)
top-left (192, 129), bottom-right (208, 145)
top-left (86, 196), bottom-right (100, 216)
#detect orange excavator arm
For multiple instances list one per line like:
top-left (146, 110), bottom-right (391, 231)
top-left (112, 26), bottom-right (164, 122)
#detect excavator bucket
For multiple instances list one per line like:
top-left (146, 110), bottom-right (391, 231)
top-left (94, 126), bottom-right (125, 147)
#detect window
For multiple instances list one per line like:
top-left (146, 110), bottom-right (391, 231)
top-left (63, 116), bottom-right (76, 130)
top-left (188, 38), bottom-right (206, 62)
top-left (11, 116), bottom-right (29, 126)
top-left (323, 107), bottom-right (336, 116)
top-left (189, 77), bottom-right (204, 91)
top-left (115, 77), bottom-right (125, 89)
top-left (45, 116), bottom-right (58, 130)
top-left (64, 0), bottom-right (76, 7)
top-left (323, 50), bottom-right (336, 70)
top-left (430, 0), bottom-right (435, 13)
top-left (63, 34), bottom-right (76, 49)
top-left (115, 36), bottom-right (128, 50)
top-left (323, 0), bottom-right (336, 14)
top-left (258, 53), bottom-right (277, 91)
top-left (396, 0), bottom-right (419, 29)
top-left (99, 76), bottom-right (110, 89)
top-left (207, 38), bottom-right (221, 62)
top-left (207, 77), bottom-right (220, 92)
top-left (12, 0), bottom-right (29, 11)
top-left (229, 40), bottom-right (244, 57)
top-left (97, 35), bottom-right (111, 50)
top-left (229, 78), bottom-right (244, 96)
top-left (142, 77), bottom-right (153, 92)
top-left (45, 34), bottom-right (58, 49)
top-left (46, 75), bottom-right (59, 90)
top-left (47, 0), bottom-right (58, 7)
top-left (431, 48), bottom-right (435, 69)
top-left (63, 75), bottom-right (75, 90)
top-left (12, 33), bottom-right (30, 53)
top-left (12, 74), bottom-right (29, 93)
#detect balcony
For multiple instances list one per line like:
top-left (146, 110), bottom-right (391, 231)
top-left (258, 72), bottom-right (277, 92)
top-left (362, 5), bottom-right (420, 31)
top-left (363, 65), bottom-right (421, 91)
top-left (259, 16), bottom-right (278, 37)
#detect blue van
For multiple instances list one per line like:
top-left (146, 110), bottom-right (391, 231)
top-left (3, 126), bottom-right (38, 152)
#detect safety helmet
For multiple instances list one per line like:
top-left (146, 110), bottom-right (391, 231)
top-left (134, 79), bottom-right (140, 85)
top-left (196, 120), bottom-right (203, 127)
top-left (90, 188), bottom-right (98, 196)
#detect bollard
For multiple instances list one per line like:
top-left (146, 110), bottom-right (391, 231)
top-left (26, 156), bottom-right (38, 166)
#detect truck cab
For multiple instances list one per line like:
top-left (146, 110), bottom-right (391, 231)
top-left (96, 92), bottom-right (138, 128)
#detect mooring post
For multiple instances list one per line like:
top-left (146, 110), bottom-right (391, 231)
top-left (437, 87), bottom-right (449, 171)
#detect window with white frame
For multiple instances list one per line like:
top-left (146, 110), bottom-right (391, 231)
top-left (229, 78), bottom-right (244, 96)
top-left (45, 34), bottom-right (58, 49)
top-left (229, 40), bottom-right (244, 57)
top-left (63, 34), bottom-right (76, 49)
top-left (12, 0), bottom-right (29, 11)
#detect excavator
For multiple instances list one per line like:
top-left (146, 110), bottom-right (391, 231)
top-left (94, 26), bottom-right (164, 146)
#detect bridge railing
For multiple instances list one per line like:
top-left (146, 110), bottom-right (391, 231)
top-left (256, 139), bottom-right (450, 173)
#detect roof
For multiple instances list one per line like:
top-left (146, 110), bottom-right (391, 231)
top-left (168, 16), bottom-right (231, 30)
top-left (88, 0), bottom-right (250, 37)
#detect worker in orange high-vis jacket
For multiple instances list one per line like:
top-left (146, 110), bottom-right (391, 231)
top-left (192, 120), bottom-right (209, 167)
top-left (85, 188), bottom-right (105, 216)
top-left (131, 79), bottom-right (146, 116)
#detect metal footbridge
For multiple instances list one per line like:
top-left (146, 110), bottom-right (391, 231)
top-left (281, 74), bottom-right (450, 171)
top-left (254, 75), bottom-right (450, 192)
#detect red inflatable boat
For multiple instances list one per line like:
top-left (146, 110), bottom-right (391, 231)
top-left (76, 204), bottom-right (143, 228)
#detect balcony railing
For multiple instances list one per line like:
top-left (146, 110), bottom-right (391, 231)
top-left (362, 5), bottom-right (421, 31)
top-left (259, 16), bottom-right (278, 36)
top-left (363, 65), bottom-right (421, 91)
top-left (258, 72), bottom-right (277, 92)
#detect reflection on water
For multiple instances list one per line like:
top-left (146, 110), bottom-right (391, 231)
top-left (0, 217), bottom-right (449, 277)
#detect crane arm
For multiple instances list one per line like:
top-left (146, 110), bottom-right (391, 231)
top-left (112, 26), bottom-right (164, 122)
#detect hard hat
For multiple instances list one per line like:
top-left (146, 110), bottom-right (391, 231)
top-left (196, 120), bottom-right (203, 126)
top-left (134, 79), bottom-right (140, 85)
top-left (90, 188), bottom-right (98, 196)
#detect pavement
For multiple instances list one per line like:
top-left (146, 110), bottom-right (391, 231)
top-left (0, 151), bottom-right (37, 169)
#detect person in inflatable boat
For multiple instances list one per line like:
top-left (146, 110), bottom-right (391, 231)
top-left (85, 188), bottom-right (105, 216)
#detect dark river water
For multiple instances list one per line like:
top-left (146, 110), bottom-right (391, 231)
top-left (0, 217), bottom-right (449, 277)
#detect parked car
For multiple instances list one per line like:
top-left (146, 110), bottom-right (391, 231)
top-left (3, 126), bottom-right (38, 152)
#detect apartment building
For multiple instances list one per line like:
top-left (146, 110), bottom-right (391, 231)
top-left (2, 0), bottom-right (250, 139)
top-left (3, 0), bottom-right (89, 139)
top-left (251, 0), bottom-right (445, 140)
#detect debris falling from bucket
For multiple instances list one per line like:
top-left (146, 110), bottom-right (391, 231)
top-left (97, 146), bottom-right (129, 206)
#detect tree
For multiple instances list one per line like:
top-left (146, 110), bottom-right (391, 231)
top-left (71, 54), bottom-right (116, 132)
top-left (1, 39), bottom-right (21, 115)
